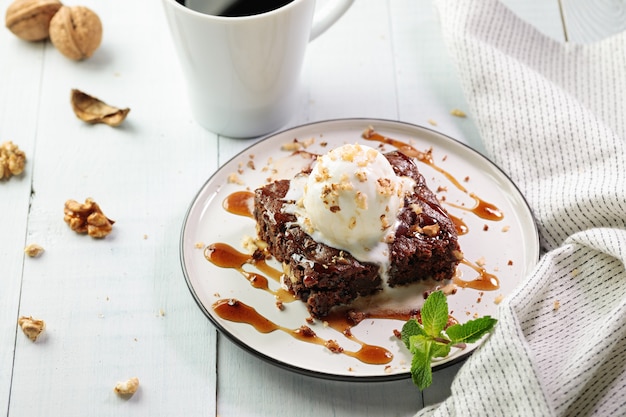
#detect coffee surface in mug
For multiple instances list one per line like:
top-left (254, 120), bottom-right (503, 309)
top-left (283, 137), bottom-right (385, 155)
top-left (177, 0), bottom-right (294, 16)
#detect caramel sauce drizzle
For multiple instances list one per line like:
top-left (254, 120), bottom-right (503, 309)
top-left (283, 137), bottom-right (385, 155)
top-left (362, 128), bottom-right (504, 222)
top-left (455, 259), bottom-right (500, 291)
top-left (222, 190), bottom-right (255, 217)
top-left (204, 242), bottom-right (293, 303)
top-left (212, 298), bottom-right (393, 365)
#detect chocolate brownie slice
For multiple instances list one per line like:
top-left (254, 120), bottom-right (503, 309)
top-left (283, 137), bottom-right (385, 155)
top-left (254, 150), bottom-right (461, 318)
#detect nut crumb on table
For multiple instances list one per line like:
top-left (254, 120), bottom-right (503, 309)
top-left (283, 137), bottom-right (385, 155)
top-left (450, 108), bottom-right (467, 118)
top-left (18, 316), bottom-right (45, 341)
top-left (113, 377), bottom-right (139, 396)
top-left (24, 243), bottom-right (45, 257)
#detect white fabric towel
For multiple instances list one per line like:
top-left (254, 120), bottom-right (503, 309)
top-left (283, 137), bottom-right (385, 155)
top-left (417, 1), bottom-right (626, 416)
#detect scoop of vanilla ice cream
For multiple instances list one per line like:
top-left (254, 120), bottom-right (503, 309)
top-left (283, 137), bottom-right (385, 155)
top-left (294, 143), bottom-right (415, 262)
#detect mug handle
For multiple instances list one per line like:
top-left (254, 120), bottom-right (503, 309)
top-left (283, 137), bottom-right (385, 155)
top-left (310, 0), bottom-right (355, 41)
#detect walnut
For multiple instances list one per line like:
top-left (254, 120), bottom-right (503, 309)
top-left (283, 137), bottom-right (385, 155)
top-left (70, 89), bottom-right (130, 127)
top-left (63, 198), bottom-right (114, 238)
top-left (5, 0), bottom-right (62, 41)
top-left (49, 5), bottom-right (102, 60)
top-left (0, 141), bottom-right (26, 180)
top-left (113, 377), bottom-right (139, 396)
top-left (24, 243), bottom-right (45, 257)
top-left (18, 316), bottom-right (45, 341)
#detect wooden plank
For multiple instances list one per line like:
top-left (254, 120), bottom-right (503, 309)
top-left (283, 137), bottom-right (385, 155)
top-left (560, 0), bottom-right (626, 42)
top-left (0, 22), bottom-right (45, 416)
top-left (7, 0), bottom-right (219, 415)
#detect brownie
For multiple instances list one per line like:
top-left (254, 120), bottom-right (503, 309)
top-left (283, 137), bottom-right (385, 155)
top-left (254, 150), bottom-right (461, 318)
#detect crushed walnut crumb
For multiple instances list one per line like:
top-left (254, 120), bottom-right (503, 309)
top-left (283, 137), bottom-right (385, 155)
top-left (24, 243), bottom-right (44, 257)
top-left (18, 316), bottom-right (45, 341)
top-left (227, 173), bottom-right (245, 185)
top-left (450, 108), bottom-right (467, 118)
top-left (114, 377), bottom-right (139, 396)
top-left (325, 339), bottom-right (343, 353)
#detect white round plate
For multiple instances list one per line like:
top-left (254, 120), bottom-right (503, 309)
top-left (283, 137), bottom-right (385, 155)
top-left (180, 119), bottom-right (539, 381)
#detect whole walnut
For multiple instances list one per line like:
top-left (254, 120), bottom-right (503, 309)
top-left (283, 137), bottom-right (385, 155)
top-left (49, 5), bottom-right (102, 60)
top-left (5, 0), bottom-right (62, 41)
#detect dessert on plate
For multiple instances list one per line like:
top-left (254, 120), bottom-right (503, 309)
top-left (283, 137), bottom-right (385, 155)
top-left (254, 143), bottom-right (462, 318)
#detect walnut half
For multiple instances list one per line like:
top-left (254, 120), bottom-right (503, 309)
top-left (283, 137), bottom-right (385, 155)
top-left (64, 198), bottom-right (115, 238)
top-left (0, 141), bottom-right (26, 180)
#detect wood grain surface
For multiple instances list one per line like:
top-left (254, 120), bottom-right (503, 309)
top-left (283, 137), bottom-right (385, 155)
top-left (1, 0), bottom-right (622, 415)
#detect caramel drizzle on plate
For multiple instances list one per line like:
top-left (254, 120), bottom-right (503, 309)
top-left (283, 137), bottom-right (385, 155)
top-left (361, 127), bottom-right (504, 222)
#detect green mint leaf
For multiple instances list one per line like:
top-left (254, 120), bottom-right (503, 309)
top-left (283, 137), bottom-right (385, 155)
top-left (401, 318), bottom-right (427, 350)
top-left (446, 316), bottom-right (498, 344)
top-left (431, 339), bottom-right (451, 359)
top-left (421, 291), bottom-right (449, 338)
top-left (409, 336), bottom-right (435, 390)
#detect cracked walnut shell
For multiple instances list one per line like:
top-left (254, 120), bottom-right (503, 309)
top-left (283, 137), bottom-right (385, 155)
top-left (71, 89), bottom-right (130, 127)
top-left (0, 141), bottom-right (26, 180)
top-left (5, 0), bottom-right (62, 41)
top-left (64, 198), bottom-right (114, 238)
top-left (49, 5), bottom-right (102, 60)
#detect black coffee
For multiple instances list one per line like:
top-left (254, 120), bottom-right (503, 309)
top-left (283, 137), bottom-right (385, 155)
top-left (176, 0), bottom-right (294, 17)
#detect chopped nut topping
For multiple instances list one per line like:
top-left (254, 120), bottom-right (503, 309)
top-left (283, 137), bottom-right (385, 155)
top-left (227, 173), bottom-right (244, 185)
top-left (18, 316), bottom-right (45, 341)
top-left (0, 141), bottom-right (26, 180)
top-left (114, 377), bottom-right (139, 396)
top-left (63, 198), bottom-right (114, 238)
top-left (420, 224), bottom-right (440, 237)
top-left (325, 339), bottom-right (343, 353)
top-left (24, 243), bottom-right (45, 257)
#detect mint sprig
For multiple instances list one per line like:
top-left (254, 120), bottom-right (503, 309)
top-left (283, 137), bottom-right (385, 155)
top-left (401, 291), bottom-right (497, 390)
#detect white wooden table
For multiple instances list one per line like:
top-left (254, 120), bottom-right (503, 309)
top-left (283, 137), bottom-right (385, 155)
top-left (1, 1), bottom-right (624, 415)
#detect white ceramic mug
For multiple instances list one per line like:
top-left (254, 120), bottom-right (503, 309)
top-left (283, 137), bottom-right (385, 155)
top-left (162, 0), bottom-right (354, 138)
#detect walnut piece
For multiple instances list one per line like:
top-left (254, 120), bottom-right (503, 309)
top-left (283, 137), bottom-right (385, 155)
top-left (49, 5), bottom-right (102, 60)
top-left (114, 377), bottom-right (139, 396)
top-left (0, 141), bottom-right (26, 180)
top-left (70, 89), bottom-right (130, 127)
top-left (24, 243), bottom-right (45, 257)
top-left (5, 0), bottom-right (62, 41)
top-left (18, 316), bottom-right (45, 341)
top-left (64, 198), bottom-right (114, 238)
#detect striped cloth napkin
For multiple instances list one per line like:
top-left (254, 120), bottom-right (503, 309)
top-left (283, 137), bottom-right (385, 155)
top-left (417, 1), bottom-right (626, 416)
